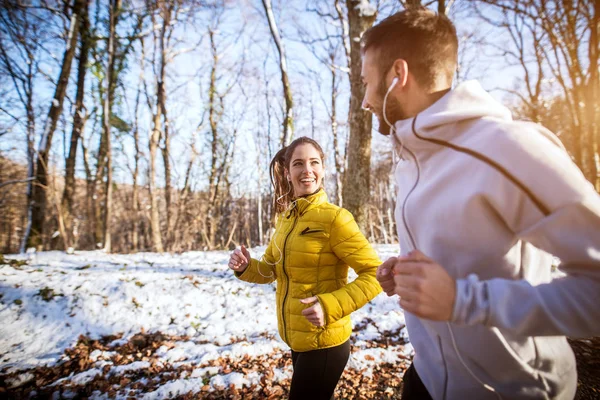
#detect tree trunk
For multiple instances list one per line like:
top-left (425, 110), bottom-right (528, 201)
top-left (20, 63), bottom-right (36, 253)
top-left (25, 0), bottom-right (84, 250)
top-left (132, 84), bottom-right (142, 251)
top-left (92, 124), bottom-right (107, 246)
top-left (588, 0), bottom-right (599, 190)
top-left (103, 0), bottom-right (120, 253)
top-left (148, 3), bottom-right (172, 253)
top-left (330, 54), bottom-right (344, 206)
top-left (149, 113), bottom-right (164, 252)
top-left (161, 109), bottom-right (172, 248)
top-left (206, 28), bottom-right (219, 250)
top-left (81, 139), bottom-right (94, 249)
top-left (172, 148), bottom-right (195, 250)
top-left (159, 3), bottom-right (173, 249)
top-left (342, 0), bottom-right (376, 231)
top-left (262, 0), bottom-right (294, 146)
top-left (61, 0), bottom-right (90, 250)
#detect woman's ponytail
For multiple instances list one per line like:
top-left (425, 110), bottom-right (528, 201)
top-left (269, 147), bottom-right (293, 213)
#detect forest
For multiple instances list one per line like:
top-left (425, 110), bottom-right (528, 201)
top-left (1, 0), bottom-right (598, 254)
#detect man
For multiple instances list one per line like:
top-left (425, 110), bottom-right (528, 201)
top-left (362, 8), bottom-right (600, 400)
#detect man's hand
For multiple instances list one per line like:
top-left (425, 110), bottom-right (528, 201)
top-left (300, 297), bottom-right (325, 327)
top-left (393, 250), bottom-right (456, 321)
top-left (377, 257), bottom-right (397, 296)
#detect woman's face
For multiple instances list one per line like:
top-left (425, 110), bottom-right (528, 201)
top-left (287, 143), bottom-right (324, 197)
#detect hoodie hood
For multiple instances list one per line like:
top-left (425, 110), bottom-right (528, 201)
top-left (393, 80), bottom-right (513, 152)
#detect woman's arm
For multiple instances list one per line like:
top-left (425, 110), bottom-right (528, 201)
top-left (234, 226), bottom-right (280, 285)
top-left (316, 208), bottom-right (382, 325)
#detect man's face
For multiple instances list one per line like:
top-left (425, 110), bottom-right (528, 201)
top-left (361, 49), bottom-right (406, 136)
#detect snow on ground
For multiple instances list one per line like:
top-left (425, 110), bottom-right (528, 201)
top-left (0, 244), bottom-right (409, 398)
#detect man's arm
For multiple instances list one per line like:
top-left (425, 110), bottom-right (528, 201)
top-left (451, 124), bottom-right (600, 337)
top-left (453, 196), bottom-right (600, 337)
top-left (395, 123), bottom-right (600, 337)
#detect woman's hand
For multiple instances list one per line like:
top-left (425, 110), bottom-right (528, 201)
top-left (377, 257), bottom-right (397, 296)
top-left (300, 297), bottom-right (325, 327)
top-left (228, 245), bottom-right (250, 273)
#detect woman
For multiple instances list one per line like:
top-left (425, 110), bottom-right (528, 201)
top-left (228, 136), bottom-right (382, 399)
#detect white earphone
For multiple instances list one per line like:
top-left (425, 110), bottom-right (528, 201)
top-left (384, 76), bottom-right (406, 161)
top-left (383, 76), bottom-right (399, 129)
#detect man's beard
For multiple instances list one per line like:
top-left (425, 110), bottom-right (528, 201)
top-left (374, 78), bottom-right (407, 136)
top-left (375, 96), bottom-right (406, 136)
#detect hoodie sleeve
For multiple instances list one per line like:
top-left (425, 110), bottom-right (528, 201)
top-left (316, 208), bottom-right (382, 325)
top-left (451, 123), bottom-right (600, 338)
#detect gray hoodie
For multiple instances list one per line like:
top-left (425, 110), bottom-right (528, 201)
top-left (392, 81), bottom-right (600, 399)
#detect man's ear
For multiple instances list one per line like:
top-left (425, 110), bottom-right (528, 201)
top-left (391, 59), bottom-right (409, 87)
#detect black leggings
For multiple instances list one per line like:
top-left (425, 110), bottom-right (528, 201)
top-left (289, 340), bottom-right (350, 400)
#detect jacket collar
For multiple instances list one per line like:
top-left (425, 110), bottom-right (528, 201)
top-left (286, 188), bottom-right (328, 217)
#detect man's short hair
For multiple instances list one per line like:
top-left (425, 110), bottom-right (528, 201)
top-left (361, 8), bottom-right (458, 90)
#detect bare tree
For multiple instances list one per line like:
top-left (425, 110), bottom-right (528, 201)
top-left (400, 0), bottom-right (455, 13)
top-left (144, 0), bottom-right (189, 252)
top-left (297, 1), bottom-right (351, 206)
top-left (146, 9), bottom-right (166, 252)
top-left (130, 80), bottom-right (143, 251)
top-left (204, 26), bottom-right (236, 249)
top-left (21, 0), bottom-right (85, 250)
top-left (262, 0), bottom-right (294, 146)
top-left (61, 0), bottom-right (91, 251)
top-left (101, 0), bottom-right (121, 253)
top-left (0, 3), bottom-right (45, 252)
top-left (88, 1), bottom-right (143, 250)
top-left (342, 0), bottom-right (376, 231)
top-left (475, 0), bottom-right (599, 189)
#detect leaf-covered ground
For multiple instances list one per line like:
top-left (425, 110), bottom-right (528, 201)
top-left (0, 246), bottom-right (411, 399)
top-left (0, 330), bottom-right (411, 399)
top-left (1, 248), bottom-right (598, 399)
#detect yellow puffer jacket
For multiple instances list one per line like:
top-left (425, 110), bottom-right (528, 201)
top-left (236, 189), bottom-right (382, 352)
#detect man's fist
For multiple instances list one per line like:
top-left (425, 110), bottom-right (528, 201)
top-left (393, 250), bottom-right (456, 321)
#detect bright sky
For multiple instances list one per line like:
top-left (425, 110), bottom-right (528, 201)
top-left (0, 0), bottom-right (526, 198)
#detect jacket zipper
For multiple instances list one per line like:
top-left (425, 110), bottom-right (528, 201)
top-left (281, 209), bottom-right (299, 344)
top-left (401, 145), bottom-right (420, 251)
top-left (403, 147), bottom-right (451, 399)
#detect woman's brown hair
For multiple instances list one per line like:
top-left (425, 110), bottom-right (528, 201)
top-left (269, 136), bottom-right (325, 214)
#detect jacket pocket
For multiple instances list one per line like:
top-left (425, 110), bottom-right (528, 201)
top-left (296, 224), bottom-right (330, 240)
top-left (300, 228), bottom-right (325, 235)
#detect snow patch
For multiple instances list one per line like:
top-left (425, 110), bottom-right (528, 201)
top-left (355, 0), bottom-right (376, 18)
